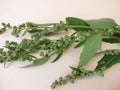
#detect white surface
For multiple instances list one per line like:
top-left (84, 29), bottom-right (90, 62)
top-left (0, 0), bottom-right (120, 90)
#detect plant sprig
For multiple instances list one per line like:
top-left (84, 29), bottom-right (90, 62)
top-left (0, 17), bottom-right (120, 89)
top-left (51, 66), bottom-right (103, 89)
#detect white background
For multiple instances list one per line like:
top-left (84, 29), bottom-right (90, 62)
top-left (0, 0), bottom-right (120, 90)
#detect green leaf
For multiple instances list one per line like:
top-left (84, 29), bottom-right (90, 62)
top-left (79, 33), bottom-right (102, 67)
top-left (21, 56), bottom-right (50, 68)
top-left (103, 37), bottom-right (120, 43)
top-left (65, 17), bottom-right (90, 31)
top-left (4, 46), bottom-right (15, 50)
top-left (74, 39), bottom-right (86, 48)
top-left (52, 51), bottom-right (63, 63)
top-left (22, 30), bottom-right (27, 36)
top-left (113, 33), bottom-right (120, 38)
top-left (95, 54), bottom-right (114, 70)
top-left (95, 53), bottom-right (120, 70)
top-left (86, 18), bottom-right (118, 29)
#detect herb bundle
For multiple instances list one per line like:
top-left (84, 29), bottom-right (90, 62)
top-left (0, 17), bottom-right (120, 89)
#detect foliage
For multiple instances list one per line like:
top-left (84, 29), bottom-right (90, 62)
top-left (0, 17), bottom-right (120, 89)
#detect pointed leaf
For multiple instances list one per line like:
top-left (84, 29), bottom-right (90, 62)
top-left (106, 54), bottom-right (120, 68)
top-left (66, 17), bottom-right (90, 31)
top-left (52, 51), bottom-right (63, 63)
top-left (74, 39), bottom-right (86, 48)
top-left (95, 53), bottom-right (120, 70)
top-left (79, 33), bottom-right (102, 67)
top-left (103, 37), bottom-right (120, 43)
top-left (95, 54), bottom-right (114, 70)
top-left (21, 57), bottom-right (50, 68)
top-left (86, 18), bottom-right (118, 29)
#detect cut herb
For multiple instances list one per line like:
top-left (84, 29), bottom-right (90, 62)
top-left (0, 17), bottom-right (120, 89)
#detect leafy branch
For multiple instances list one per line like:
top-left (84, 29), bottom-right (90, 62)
top-left (0, 17), bottom-right (120, 89)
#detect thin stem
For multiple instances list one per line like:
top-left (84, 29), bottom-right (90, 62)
top-left (65, 25), bottom-right (95, 29)
top-left (97, 50), bottom-right (106, 55)
top-left (35, 23), bottom-right (58, 26)
top-left (96, 49), bottom-right (120, 55)
top-left (35, 26), bottom-right (53, 28)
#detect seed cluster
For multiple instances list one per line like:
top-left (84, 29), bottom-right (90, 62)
top-left (105, 49), bottom-right (120, 55)
top-left (51, 67), bottom-right (103, 89)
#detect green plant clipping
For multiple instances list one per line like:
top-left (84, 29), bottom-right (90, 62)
top-left (0, 17), bottom-right (120, 89)
top-left (79, 33), bottom-right (102, 67)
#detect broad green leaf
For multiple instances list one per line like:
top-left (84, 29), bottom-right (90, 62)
top-left (65, 17), bottom-right (90, 31)
top-left (52, 51), bottom-right (63, 63)
top-left (86, 18), bottom-right (118, 29)
top-left (95, 53), bottom-right (120, 70)
top-left (79, 33), bottom-right (102, 67)
top-left (21, 57), bottom-right (50, 68)
top-left (103, 37), bottom-right (120, 43)
top-left (74, 39), bottom-right (86, 48)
